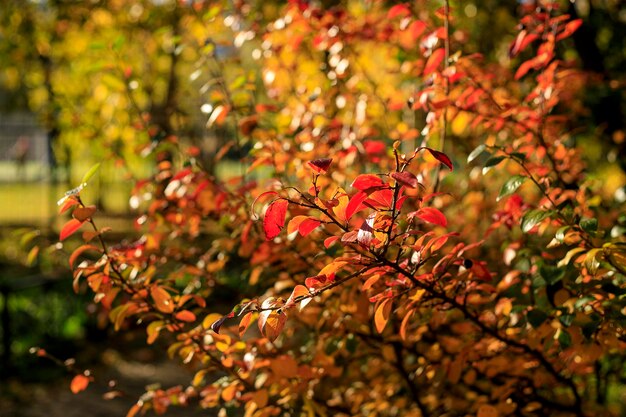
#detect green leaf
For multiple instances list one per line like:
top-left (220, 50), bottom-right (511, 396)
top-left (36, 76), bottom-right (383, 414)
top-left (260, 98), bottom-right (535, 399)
top-left (559, 314), bottom-right (574, 327)
top-left (521, 209), bottom-right (551, 233)
top-left (527, 309), bottom-right (548, 328)
top-left (497, 175), bottom-right (527, 201)
top-left (509, 152), bottom-right (526, 161)
top-left (555, 226), bottom-right (570, 242)
top-left (557, 329), bottom-right (572, 348)
top-left (467, 144), bottom-right (487, 163)
top-left (81, 163), bottom-right (101, 185)
top-left (539, 264), bottom-right (565, 285)
top-left (580, 217), bottom-right (598, 234)
top-left (482, 156), bottom-right (506, 174)
top-left (113, 35), bottom-right (125, 51)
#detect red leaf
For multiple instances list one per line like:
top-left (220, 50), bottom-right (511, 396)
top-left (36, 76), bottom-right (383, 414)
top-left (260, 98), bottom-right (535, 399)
top-left (423, 48), bottom-right (445, 76)
top-left (351, 174), bottom-right (385, 191)
top-left (409, 20), bottom-right (426, 41)
top-left (509, 30), bottom-right (539, 58)
top-left (416, 207), bottom-right (447, 227)
top-left (60, 219), bottom-right (85, 241)
top-left (298, 218), bottom-right (321, 236)
top-left (345, 191), bottom-right (368, 220)
top-left (70, 374), bottom-right (90, 394)
top-left (391, 171), bottom-right (418, 188)
top-left (388, 4), bottom-right (410, 19)
top-left (307, 158), bottom-right (332, 174)
top-left (556, 19), bottom-right (583, 41)
top-left (514, 59), bottom-right (535, 80)
top-left (364, 140), bottom-right (386, 156)
top-left (422, 147), bottom-right (453, 170)
top-left (263, 199), bottom-right (289, 240)
top-left (59, 198), bottom-right (79, 214)
top-left (305, 274), bottom-right (328, 290)
top-left (324, 236), bottom-right (339, 248)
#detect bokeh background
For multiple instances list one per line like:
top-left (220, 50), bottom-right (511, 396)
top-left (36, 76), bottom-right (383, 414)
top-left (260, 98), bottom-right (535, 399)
top-left (0, 0), bottom-right (623, 415)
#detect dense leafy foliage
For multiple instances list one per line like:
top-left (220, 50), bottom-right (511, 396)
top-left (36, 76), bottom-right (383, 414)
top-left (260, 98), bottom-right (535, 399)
top-left (6, 0), bottom-right (626, 416)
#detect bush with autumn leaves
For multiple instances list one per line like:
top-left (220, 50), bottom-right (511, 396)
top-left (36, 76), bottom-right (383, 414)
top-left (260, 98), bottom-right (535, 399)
top-left (53, 1), bottom-right (626, 416)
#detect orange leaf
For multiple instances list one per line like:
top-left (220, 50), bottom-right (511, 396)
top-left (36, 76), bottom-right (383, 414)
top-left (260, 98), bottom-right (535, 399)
top-left (362, 273), bottom-right (381, 291)
top-left (374, 299), bottom-right (392, 333)
top-left (331, 190), bottom-right (350, 223)
top-left (388, 3), bottom-right (410, 19)
top-left (151, 286), bottom-right (174, 314)
top-left (423, 48), bottom-right (445, 76)
top-left (239, 312), bottom-right (254, 337)
top-left (400, 309), bottom-right (415, 341)
top-left (285, 285), bottom-right (311, 310)
top-left (70, 374), bottom-right (90, 394)
top-left (175, 310), bottom-right (196, 323)
top-left (263, 199), bottom-right (288, 240)
top-left (69, 244), bottom-right (100, 268)
top-left (259, 310), bottom-right (287, 342)
top-left (72, 205), bottom-right (96, 222)
top-left (515, 59), bottom-right (535, 80)
top-left (556, 19), bottom-right (582, 41)
top-left (60, 219), bottom-right (85, 241)
top-left (126, 404), bottom-right (141, 417)
top-left (221, 383), bottom-right (238, 402)
top-left (287, 215), bottom-right (307, 234)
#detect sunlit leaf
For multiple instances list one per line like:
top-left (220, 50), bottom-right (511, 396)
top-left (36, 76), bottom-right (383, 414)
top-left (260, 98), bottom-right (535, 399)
top-left (60, 219), bottom-right (86, 241)
top-left (70, 374), bottom-right (90, 394)
top-left (263, 199), bottom-right (289, 240)
top-left (80, 163), bottom-right (101, 185)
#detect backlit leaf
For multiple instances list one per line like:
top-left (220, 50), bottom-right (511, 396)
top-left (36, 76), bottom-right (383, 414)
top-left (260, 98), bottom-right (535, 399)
top-left (175, 310), bottom-right (196, 323)
top-left (60, 219), bottom-right (85, 241)
top-left (308, 158), bottom-right (332, 174)
top-left (239, 312), bottom-right (254, 337)
top-left (151, 286), bottom-right (174, 314)
top-left (520, 209), bottom-right (551, 233)
top-left (374, 299), bottom-right (392, 333)
top-left (467, 144), bottom-right (487, 163)
top-left (80, 163), bottom-right (101, 185)
top-left (263, 199), bottom-right (289, 240)
top-left (422, 147), bottom-right (453, 170)
top-left (70, 374), bottom-right (90, 394)
top-left (416, 207), bottom-right (447, 227)
top-left (298, 218), bottom-right (321, 236)
top-left (351, 174), bottom-right (385, 191)
top-left (69, 244), bottom-right (100, 268)
top-left (423, 48), bottom-right (445, 76)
